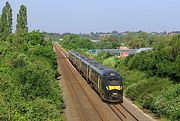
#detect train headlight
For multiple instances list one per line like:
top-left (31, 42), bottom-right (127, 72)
top-left (106, 86), bottom-right (109, 90)
top-left (120, 86), bottom-right (123, 90)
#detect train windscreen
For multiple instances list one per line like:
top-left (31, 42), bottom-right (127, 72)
top-left (108, 78), bottom-right (120, 86)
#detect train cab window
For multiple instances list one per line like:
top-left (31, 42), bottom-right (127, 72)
top-left (102, 77), bottom-right (120, 86)
top-left (108, 79), bottom-right (120, 86)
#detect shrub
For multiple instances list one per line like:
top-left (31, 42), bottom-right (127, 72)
top-left (125, 35), bottom-right (180, 82)
top-left (28, 45), bottom-right (58, 70)
top-left (12, 53), bottom-right (28, 68)
top-left (151, 84), bottom-right (180, 121)
top-left (17, 60), bottom-right (54, 100)
top-left (125, 76), bottom-right (175, 112)
top-left (103, 57), bottom-right (116, 68)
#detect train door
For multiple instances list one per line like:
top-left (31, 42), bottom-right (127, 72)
top-left (97, 76), bottom-right (100, 89)
top-left (98, 76), bottom-right (105, 100)
top-left (89, 68), bottom-right (94, 88)
top-left (98, 76), bottom-right (103, 97)
top-left (89, 69), bottom-right (97, 89)
top-left (74, 57), bottom-right (77, 67)
top-left (79, 60), bottom-right (82, 70)
top-left (86, 65), bottom-right (89, 81)
top-left (97, 76), bottom-right (101, 94)
top-left (89, 68), bottom-right (92, 81)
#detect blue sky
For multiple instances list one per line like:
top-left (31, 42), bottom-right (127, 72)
top-left (1, 0), bottom-right (180, 33)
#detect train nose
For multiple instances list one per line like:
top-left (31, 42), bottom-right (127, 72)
top-left (106, 90), bottom-right (123, 102)
top-left (111, 92), bottom-right (118, 98)
top-left (109, 90), bottom-right (119, 99)
top-left (108, 86), bottom-right (121, 91)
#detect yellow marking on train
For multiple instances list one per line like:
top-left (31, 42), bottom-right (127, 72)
top-left (109, 86), bottom-right (120, 90)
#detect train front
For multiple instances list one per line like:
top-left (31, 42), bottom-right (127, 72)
top-left (102, 71), bottom-right (123, 103)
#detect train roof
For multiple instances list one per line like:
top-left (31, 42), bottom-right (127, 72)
top-left (69, 51), bottom-right (120, 76)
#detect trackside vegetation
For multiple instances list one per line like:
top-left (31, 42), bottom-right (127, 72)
top-left (126, 34), bottom-right (180, 82)
top-left (0, 2), bottom-right (64, 120)
top-left (60, 34), bottom-right (95, 50)
top-left (59, 33), bottom-right (180, 121)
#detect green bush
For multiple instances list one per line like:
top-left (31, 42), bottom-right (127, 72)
top-left (0, 36), bottom-right (64, 120)
top-left (125, 77), bottom-right (172, 104)
top-left (125, 35), bottom-right (180, 82)
top-left (103, 57), bottom-right (116, 68)
top-left (0, 93), bottom-right (9, 121)
top-left (60, 34), bottom-right (95, 50)
top-left (151, 84), bottom-right (180, 121)
top-left (0, 3), bottom-right (64, 120)
top-left (12, 98), bottom-right (63, 121)
top-left (12, 53), bottom-right (28, 68)
top-left (16, 60), bottom-right (53, 100)
top-left (28, 45), bottom-right (57, 70)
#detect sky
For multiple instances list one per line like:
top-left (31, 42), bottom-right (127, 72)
top-left (0, 0), bottom-right (180, 33)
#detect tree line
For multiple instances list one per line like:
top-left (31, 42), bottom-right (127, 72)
top-left (125, 34), bottom-right (180, 82)
top-left (0, 2), bottom-right (27, 40)
top-left (0, 2), bottom-right (64, 120)
top-left (58, 31), bottom-right (178, 50)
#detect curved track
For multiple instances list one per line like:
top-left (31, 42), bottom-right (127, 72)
top-left (54, 43), bottom-right (155, 121)
top-left (60, 51), bottom-right (103, 121)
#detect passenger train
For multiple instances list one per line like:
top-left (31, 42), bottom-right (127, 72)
top-left (68, 51), bottom-right (123, 103)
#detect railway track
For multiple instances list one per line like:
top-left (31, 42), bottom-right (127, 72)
top-left (108, 104), bottom-right (139, 121)
top-left (54, 43), bottom-right (155, 121)
top-left (54, 44), bottom-right (104, 121)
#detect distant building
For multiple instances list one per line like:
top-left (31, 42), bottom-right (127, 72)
top-left (135, 48), bottom-right (153, 53)
top-left (121, 52), bottom-right (129, 57)
top-left (117, 46), bottom-right (129, 50)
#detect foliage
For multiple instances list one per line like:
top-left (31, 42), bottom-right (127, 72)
top-left (60, 34), bottom-right (95, 50)
top-left (16, 4), bottom-right (28, 34)
top-left (0, 1), bottom-right (12, 40)
top-left (94, 41), bottom-right (113, 49)
top-left (27, 30), bottom-right (44, 45)
top-left (124, 32), bottom-right (149, 48)
top-left (0, 3), bottom-right (64, 120)
top-left (151, 84), bottom-right (180, 121)
top-left (93, 52), bottom-right (113, 63)
top-left (120, 34), bottom-right (180, 120)
top-left (28, 44), bottom-right (58, 70)
top-left (0, 36), bottom-right (64, 120)
top-left (116, 65), bottom-right (147, 87)
top-left (84, 48), bottom-right (179, 120)
top-left (125, 34), bottom-right (180, 82)
top-left (12, 53), bottom-right (28, 68)
top-left (103, 56), bottom-right (116, 68)
top-left (94, 35), bottom-right (123, 49)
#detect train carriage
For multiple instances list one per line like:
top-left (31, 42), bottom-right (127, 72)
top-left (81, 59), bottom-right (90, 81)
top-left (69, 51), bottom-right (82, 70)
top-left (68, 51), bottom-right (123, 103)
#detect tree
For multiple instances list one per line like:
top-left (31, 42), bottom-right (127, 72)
top-left (61, 34), bottom-right (95, 50)
top-left (27, 30), bottom-right (44, 45)
top-left (124, 32), bottom-right (148, 49)
top-left (0, 2), bottom-right (13, 40)
top-left (16, 5), bottom-right (28, 34)
top-left (0, 16), bottom-right (2, 40)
